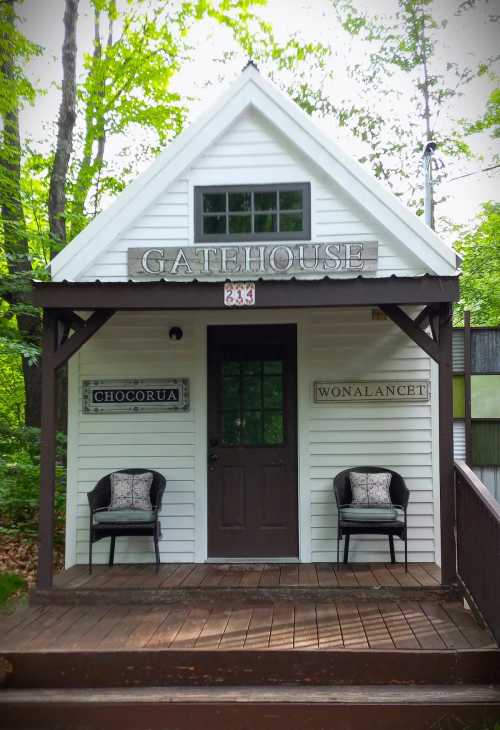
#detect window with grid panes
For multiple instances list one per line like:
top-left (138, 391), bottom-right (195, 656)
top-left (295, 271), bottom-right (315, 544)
top-left (194, 184), bottom-right (310, 242)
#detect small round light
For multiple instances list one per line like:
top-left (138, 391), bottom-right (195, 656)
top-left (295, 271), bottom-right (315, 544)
top-left (169, 326), bottom-right (183, 341)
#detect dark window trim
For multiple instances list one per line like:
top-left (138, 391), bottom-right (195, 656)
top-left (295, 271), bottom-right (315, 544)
top-left (194, 183), bottom-right (311, 243)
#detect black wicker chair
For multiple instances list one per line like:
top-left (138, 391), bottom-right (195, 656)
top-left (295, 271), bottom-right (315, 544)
top-left (87, 468), bottom-right (166, 574)
top-left (334, 466), bottom-right (409, 571)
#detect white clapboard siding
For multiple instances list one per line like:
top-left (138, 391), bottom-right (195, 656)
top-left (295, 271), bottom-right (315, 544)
top-left (453, 421), bottom-right (466, 461)
top-left (80, 109), bottom-right (428, 281)
top-left (302, 307), bottom-right (436, 563)
top-left (452, 329), bottom-right (465, 372)
top-left (69, 311), bottom-right (202, 565)
top-left (67, 307), bottom-right (438, 566)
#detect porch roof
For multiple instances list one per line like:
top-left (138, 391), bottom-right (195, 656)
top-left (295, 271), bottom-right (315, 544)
top-left (32, 274), bottom-right (459, 310)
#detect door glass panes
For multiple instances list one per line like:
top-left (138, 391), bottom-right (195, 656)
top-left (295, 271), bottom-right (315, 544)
top-left (221, 359), bottom-right (285, 445)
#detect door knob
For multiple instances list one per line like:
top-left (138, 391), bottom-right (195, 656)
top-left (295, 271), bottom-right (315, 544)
top-left (208, 453), bottom-right (219, 463)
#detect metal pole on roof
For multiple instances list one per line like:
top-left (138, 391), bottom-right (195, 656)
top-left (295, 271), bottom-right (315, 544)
top-left (423, 140), bottom-right (437, 231)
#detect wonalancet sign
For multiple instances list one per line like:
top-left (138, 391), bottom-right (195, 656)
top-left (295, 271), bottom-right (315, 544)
top-left (128, 241), bottom-right (378, 280)
top-left (314, 380), bottom-right (430, 403)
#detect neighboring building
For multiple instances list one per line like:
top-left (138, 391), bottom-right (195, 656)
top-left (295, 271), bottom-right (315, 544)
top-left (453, 326), bottom-right (500, 501)
top-left (36, 64), bottom-right (460, 572)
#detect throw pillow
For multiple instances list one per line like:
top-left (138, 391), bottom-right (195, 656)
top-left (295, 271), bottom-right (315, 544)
top-left (349, 471), bottom-right (392, 506)
top-left (110, 472), bottom-right (153, 511)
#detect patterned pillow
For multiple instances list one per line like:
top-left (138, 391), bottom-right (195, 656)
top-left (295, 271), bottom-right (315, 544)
top-left (110, 472), bottom-right (153, 511)
top-left (349, 471), bottom-right (392, 506)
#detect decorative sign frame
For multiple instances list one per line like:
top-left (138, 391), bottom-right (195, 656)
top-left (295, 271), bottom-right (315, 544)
top-left (314, 380), bottom-right (430, 404)
top-left (128, 241), bottom-right (378, 280)
top-left (82, 379), bottom-right (190, 414)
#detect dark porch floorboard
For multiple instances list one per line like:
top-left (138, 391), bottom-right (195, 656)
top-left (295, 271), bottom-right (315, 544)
top-left (1, 598), bottom-right (494, 652)
top-left (54, 562), bottom-right (442, 590)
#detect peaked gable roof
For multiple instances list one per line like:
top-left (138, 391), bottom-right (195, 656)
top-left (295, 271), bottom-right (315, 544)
top-left (51, 65), bottom-right (458, 281)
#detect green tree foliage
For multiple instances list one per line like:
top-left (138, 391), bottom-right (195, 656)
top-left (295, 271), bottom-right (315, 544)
top-left (0, 0), bottom-right (333, 427)
top-left (331, 0), bottom-right (498, 225)
top-left (454, 202), bottom-right (500, 326)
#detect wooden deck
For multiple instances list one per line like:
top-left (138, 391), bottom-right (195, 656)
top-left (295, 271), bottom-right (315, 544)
top-left (1, 598), bottom-right (495, 652)
top-left (54, 561), bottom-right (443, 591)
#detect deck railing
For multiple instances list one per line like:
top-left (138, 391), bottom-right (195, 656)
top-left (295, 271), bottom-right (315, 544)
top-left (454, 460), bottom-right (500, 645)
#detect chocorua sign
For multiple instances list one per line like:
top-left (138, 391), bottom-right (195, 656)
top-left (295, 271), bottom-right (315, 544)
top-left (314, 380), bottom-right (430, 403)
top-left (82, 379), bottom-right (189, 414)
top-left (128, 241), bottom-right (378, 280)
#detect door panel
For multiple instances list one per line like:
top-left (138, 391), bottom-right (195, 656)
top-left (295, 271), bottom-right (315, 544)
top-left (207, 325), bottom-right (298, 558)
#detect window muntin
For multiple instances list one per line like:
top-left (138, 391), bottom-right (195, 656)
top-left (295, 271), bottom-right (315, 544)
top-left (221, 359), bottom-right (285, 446)
top-left (195, 184), bottom-right (311, 242)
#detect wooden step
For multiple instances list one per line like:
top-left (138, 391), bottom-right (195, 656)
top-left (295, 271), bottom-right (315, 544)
top-left (3, 648), bottom-right (500, 688)
top-left (2, 685), bottom-right (500, 729)
top-left (31, 583), bottom-right (460, 606)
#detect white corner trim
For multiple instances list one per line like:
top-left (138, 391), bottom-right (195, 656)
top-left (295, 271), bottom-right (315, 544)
top-left (65, 353), bottom-right (80, 569)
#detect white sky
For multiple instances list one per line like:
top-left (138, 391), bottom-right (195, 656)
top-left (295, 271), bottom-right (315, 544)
top-left (18, 0), bottom-right (500, 235)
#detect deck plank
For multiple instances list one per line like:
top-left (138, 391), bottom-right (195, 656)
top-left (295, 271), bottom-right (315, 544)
top-left (244, 606), bottom-right (273, 649)
top-left (378, 602), bottom-right (420, 649)
top-left (316, 563), bottom-right (338, 587)
top-left (195, 606), bottom-right (232, 649)
top-left (146, 607), bottom-right (187, 648)
top-left (258, 567), bottom-right (280, 587)
top-left (170, 607), bottom-right (211, 649)
top-left (219, 607), bottom-right (253, 649)
top-left (336, 602), bottom-right (368, 648)
top-left (397, 601), bottom-right (446, 650)
top-left (420, 602), bottom-right (472, 650)
top-left (316, 603), bottom-right (343, 648)
top-left (293, 604), bottom-right (318, 649)
top-left (269, 603), bottom-right (295, 649)
top-left (298, 564), bottom-right (319, 586)
top-left (357, 602), bottom-right (394, 649)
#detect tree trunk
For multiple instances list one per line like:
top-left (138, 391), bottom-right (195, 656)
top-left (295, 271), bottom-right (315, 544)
top-left (0, 2), bottom-right (42, 426)
top-left (48, 0), bottom-right (79, 251)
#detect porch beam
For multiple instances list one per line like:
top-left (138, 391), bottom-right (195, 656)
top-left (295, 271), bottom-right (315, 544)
top-left (52, 309), bottom-right (115, 370)
top-left (379, 304), bottom-right (441, 362)
top-left (32, 276), bottom-right (460, 311)
top-left (438, 302), bottom-right (457, 585)
top-left (36, 311), bottom-right (58, 590)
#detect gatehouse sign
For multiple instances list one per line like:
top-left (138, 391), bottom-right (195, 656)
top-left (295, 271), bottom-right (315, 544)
top-left (82, 379), bottom-right (190, 414)
top-left (128, 241), bottom-right (378, 280)
top-left (314, 380), bottom-right (430, 404)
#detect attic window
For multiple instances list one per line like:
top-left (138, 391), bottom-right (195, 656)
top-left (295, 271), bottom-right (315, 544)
top-left (194, 183), bottom-right (311, 242)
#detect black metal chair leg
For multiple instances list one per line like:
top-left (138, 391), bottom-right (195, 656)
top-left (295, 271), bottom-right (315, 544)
top-left (89, 534), bottom-right (93, 575)
top-left (389, 534), bottom-right (395, 563)
top-left (154, 525), bottom-right (160, 573)
top-left (337, 531), bottom-right (340, 569)
top-left (404, 532), bottom-right (408, 572)
top-left (109, 535), bottom-right (116, 567)
top-left (343, 534), bottom-right (350, 564)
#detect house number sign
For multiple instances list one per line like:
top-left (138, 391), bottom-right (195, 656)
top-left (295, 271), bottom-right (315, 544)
top-left (314, 380), bottom-right (430, 403)
top-left (82, 379), bottom-right (190, 414)
top-left (224, 282), bottom-right (255, 307)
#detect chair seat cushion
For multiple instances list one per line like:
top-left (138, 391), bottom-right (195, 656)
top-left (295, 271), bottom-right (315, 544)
top-left (94, 509), bottom-right (155, 524)
top-left (341, 506), bottom-right (398, 522)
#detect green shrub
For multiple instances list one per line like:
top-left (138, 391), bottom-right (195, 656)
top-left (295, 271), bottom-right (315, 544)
top-left (0, 422), bottom-right (66, 541)
top-left (0, 572), bottom-right (26, 605)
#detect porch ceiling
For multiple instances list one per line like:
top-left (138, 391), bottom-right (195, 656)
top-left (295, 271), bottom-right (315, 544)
top-left (32, 275), bottom-right (460, 311)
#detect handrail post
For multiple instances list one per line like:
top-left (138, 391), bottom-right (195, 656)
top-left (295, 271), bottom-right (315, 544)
top-left (439, 302), bottom-right (457, 585)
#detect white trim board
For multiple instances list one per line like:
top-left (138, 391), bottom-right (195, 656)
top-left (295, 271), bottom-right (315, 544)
top-left (51, 65), bottom-right (458, 282)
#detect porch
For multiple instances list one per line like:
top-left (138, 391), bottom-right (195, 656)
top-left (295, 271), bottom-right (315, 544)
top-left (9, 562), bottom-right (492, 652)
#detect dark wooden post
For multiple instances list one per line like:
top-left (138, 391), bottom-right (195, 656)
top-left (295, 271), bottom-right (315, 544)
top-left (438, 302), bottom-right (457, 585)
top-left (36, 310), bottom-right (58, 590)
top-left (463, 310), bottom-right (472, 466)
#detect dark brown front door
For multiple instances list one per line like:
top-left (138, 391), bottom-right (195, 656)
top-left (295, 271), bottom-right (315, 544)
top-left (207, 325), bottom-right (298, 558)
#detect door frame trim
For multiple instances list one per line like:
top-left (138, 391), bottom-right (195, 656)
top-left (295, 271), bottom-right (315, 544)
top-left (205, 321), bottom-right (300, 560)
